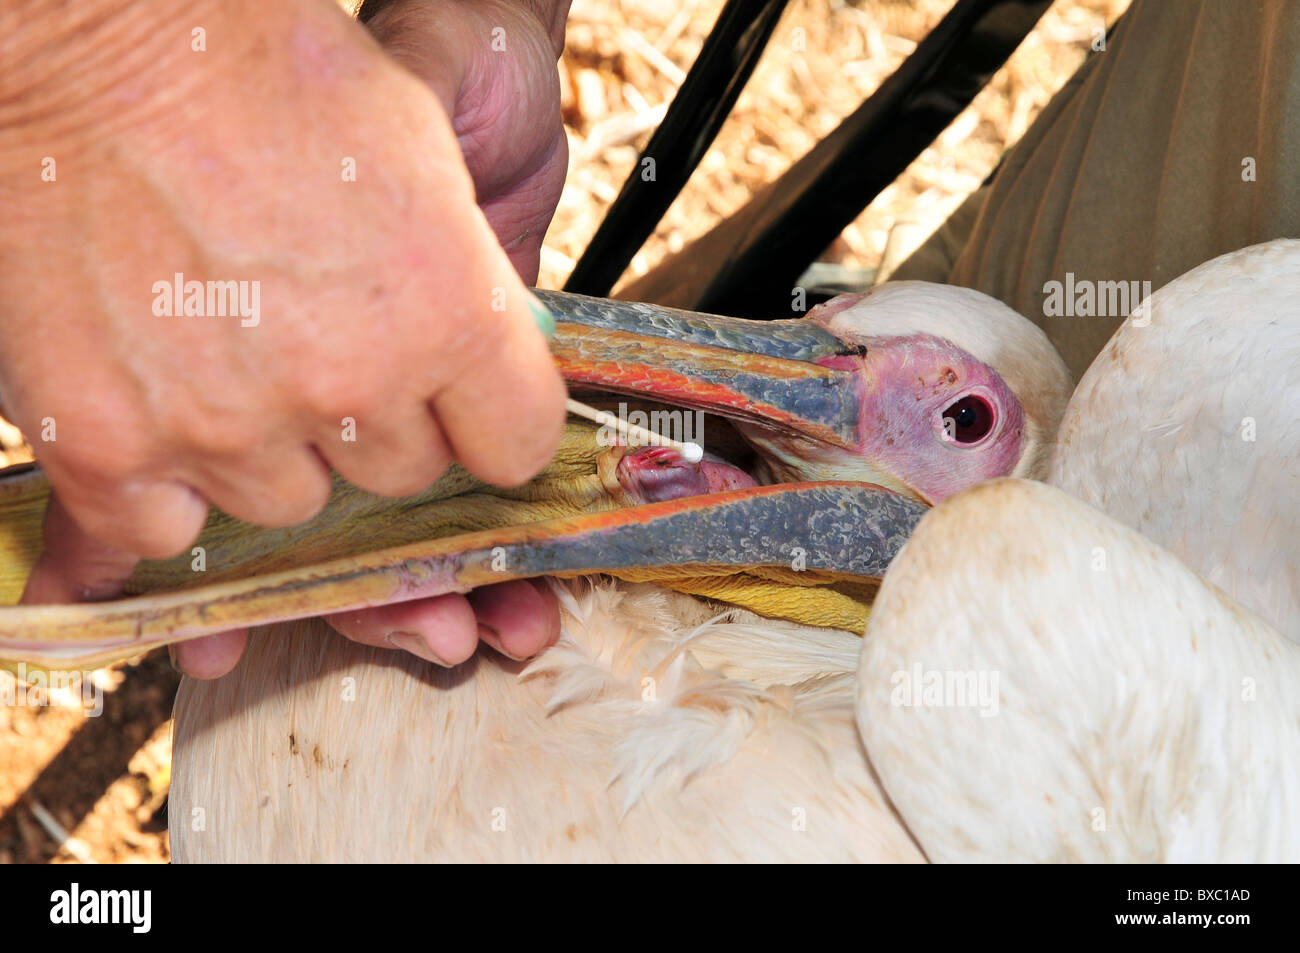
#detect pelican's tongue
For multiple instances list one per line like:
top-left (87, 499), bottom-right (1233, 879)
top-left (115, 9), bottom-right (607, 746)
top-left (614, 445), bottom-right (758, 504)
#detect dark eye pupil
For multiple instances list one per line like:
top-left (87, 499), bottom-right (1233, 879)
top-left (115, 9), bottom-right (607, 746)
top-left (943, 395), bottom-right (994, 443)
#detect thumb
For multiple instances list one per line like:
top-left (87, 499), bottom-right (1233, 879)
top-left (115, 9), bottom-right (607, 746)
top-left (21, 490), bottom-right (138, 604)
top-left (21, 491), bottom-right (248, 680)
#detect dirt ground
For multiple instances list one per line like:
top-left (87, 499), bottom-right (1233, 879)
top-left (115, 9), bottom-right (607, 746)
top-left (0, 0), bottom-right (1127, 864)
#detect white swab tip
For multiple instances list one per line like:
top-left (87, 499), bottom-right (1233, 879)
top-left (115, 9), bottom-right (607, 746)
top-left (681, 442), bottom-right (704, 464)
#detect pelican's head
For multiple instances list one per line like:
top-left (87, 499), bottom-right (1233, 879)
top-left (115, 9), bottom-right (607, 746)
top-left (753, 282), bottom-right (1073, 503)
top-left (542, 282), bottom-right (1072, 506)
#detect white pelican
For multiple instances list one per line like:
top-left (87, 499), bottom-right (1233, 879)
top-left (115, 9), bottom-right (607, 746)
top-left (857, 240), bottom-right (1300, 862)
top-left (167, 282), bottom-right (1072, 862)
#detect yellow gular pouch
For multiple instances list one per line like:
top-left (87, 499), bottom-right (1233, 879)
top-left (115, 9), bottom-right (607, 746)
top-left (603, 566), bottom-right (875, 633)
top-left (0, 413), bottom-right (875, 678)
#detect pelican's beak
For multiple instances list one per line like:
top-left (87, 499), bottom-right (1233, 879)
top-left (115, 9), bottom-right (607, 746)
top-left (538, 290), bottom-right (865, 453)
top-left (0, 480), bottom-right (926, 671)
top-left (0, 292), bottom-right (929, 672)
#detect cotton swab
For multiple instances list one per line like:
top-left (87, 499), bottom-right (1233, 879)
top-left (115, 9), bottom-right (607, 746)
top-left (565, 398), bottom-right (704, 464)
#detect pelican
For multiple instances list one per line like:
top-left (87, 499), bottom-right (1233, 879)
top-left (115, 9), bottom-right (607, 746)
top-left (126, 281), bottom-right (1068, 862)
top-left (857, 240), bottom-right (1300, 862)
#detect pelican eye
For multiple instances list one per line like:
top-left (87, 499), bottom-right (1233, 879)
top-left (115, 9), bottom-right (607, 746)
top-left (942, 395), bottom-right (994, 444)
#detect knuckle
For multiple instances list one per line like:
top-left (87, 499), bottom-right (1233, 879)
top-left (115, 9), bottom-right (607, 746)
top-left (257, 479), bottom-right (332, 528)
top-left (431, 297), bottom-right (511, 379)
top-left (174, 413), bottom-right (254, 459)
top-left (298, 373), bottom-right (386, 428)
top-left (48, 438), bottom-right (144, 488)
top-left (363, 465), bottom-right (446, 499)
top-left (145, 384), bottom-right (259, 459)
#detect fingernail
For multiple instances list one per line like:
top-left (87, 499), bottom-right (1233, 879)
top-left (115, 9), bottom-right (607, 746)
top-left (478, 622), bottom-right (526, 662)
top-left (386, 631), bottom-right (452, 667)
top-left (167, 644), bottom-right (182, 674)
top-left (527, 293), bottom-right (556, 339)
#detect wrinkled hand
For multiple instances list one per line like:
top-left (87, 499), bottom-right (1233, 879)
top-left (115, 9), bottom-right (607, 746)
top-left (361, 0), bottom-right (572, 280)
top-left (4, 0), bottom-right (571, 675)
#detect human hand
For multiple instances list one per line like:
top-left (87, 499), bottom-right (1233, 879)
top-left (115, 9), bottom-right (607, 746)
top-left (3, 0), bottom-right (568, 675)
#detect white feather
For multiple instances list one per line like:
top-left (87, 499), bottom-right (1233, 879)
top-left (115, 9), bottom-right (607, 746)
top-left (861, 241), bottom-right (1300, 861)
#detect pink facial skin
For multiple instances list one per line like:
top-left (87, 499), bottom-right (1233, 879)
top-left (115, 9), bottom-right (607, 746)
top-left (736, 332), bottom-right (1025, 505)
top-left (615, 446), bottom-right (758, 504)
top-left (852, 333), bottom-right (1025, 503)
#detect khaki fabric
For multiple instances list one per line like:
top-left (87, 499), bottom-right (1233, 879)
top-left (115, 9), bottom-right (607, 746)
top-left (894, 0), bottom-right (1300, 380)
